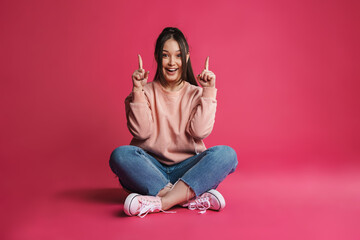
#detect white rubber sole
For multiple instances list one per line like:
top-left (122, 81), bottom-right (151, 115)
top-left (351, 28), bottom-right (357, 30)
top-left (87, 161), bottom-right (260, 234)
top-left (208, 189), bottom-right (226, 211)
top-left (123, 193), bottom-right (140, 216)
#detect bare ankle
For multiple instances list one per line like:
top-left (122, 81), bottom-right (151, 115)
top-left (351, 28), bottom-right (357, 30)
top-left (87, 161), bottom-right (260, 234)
top-left (157, 188), bottom-right (170, 197)
top-left (157, 183), bottom-right (173, 197)
top-left (160, 197), bottom-right (170, 211)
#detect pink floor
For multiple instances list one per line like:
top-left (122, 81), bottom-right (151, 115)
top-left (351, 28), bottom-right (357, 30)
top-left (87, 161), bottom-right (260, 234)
top-left (2, 151), bottom-right (360, 240)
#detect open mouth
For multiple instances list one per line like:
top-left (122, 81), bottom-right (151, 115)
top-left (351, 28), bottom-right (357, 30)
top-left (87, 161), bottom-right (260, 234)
top-left (165, 68), bottom-right (178, 74)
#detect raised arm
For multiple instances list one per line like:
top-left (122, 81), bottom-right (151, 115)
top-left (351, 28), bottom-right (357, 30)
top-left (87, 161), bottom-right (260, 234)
top-left (186, 56), bottom-right (217, 139)
top-left (125, 54), bottom-right (153, 140)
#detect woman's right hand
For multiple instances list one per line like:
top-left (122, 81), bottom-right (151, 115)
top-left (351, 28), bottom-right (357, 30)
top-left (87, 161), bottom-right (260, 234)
top-left (132, 54), bottom-right (149, 92)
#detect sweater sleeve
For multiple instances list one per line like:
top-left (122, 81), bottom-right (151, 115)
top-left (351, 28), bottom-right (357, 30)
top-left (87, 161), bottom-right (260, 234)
top-left (186, 87), bottom-right (217, 140)
top-left (125, 90), bottom-right (153, 140)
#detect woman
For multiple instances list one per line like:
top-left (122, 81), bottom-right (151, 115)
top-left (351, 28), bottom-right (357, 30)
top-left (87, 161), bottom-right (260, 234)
top-left (109, 27), bottom-right (238, 217)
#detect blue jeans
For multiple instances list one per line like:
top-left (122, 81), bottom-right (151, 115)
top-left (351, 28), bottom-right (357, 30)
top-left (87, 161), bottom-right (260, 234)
top-left (109, 145), bottom-right (238, 197)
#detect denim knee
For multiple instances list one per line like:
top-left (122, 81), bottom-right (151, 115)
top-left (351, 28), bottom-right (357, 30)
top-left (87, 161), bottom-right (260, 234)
top-left (109, 145), bottom-right (139, 171)
top-left (207, 145), bottom-right (238, 172)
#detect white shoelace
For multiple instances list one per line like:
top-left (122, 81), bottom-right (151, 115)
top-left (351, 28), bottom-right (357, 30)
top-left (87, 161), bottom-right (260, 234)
top-left (137, 198), bottom-right (176, 218)
top-left (187, 196), bottom-right (211, 214)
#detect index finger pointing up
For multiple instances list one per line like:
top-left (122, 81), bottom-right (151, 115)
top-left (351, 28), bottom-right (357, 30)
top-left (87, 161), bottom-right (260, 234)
top-left (138, 54), bottom-right (143, 70)
top-left (205, 56), bottom-right (209, 71)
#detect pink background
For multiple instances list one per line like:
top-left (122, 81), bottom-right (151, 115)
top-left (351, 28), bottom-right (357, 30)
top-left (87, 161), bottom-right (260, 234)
top-left (1, 0), bottom-right (360, 239)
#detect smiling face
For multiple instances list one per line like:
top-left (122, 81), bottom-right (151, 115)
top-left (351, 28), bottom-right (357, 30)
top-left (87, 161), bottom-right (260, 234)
top-left (162, 38), bottom-right (188, 84)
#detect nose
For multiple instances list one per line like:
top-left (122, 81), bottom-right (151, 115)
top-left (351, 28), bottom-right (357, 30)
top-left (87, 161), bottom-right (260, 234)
top-left (168, 56), bottom-right (175, 66)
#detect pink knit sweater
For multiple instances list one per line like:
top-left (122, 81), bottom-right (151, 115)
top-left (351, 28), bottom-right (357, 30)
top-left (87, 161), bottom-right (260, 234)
top-left (125, 80), bottom-right (217, 165)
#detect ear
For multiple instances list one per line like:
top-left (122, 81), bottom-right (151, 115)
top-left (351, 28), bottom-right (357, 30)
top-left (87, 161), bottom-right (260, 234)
top-left (186, 52), bottom-right (190, 63)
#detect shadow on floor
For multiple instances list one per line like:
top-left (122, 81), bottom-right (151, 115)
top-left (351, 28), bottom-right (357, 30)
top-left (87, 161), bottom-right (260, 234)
top-left (56, 187), bottom-right (128, 204)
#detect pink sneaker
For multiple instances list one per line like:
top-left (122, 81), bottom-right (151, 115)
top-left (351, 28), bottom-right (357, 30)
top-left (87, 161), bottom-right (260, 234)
top-left (182, 189), bottom-right (226, 214)
top-left (124, 193), bottom-right (163, 218)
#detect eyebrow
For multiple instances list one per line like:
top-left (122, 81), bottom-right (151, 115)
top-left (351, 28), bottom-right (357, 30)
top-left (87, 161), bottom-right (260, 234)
top-left (162, 50), bottom-right (181, 52)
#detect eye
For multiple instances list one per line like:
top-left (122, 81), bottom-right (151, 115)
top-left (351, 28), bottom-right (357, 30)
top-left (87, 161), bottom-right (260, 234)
top-left (176, 54), bottom-right (182, 58)
top-left (162, 53), bottom-right (168, 58)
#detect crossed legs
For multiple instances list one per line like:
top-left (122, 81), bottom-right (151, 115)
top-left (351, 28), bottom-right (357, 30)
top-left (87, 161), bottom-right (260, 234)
top-left (109, 145), bottom-right (238, 212)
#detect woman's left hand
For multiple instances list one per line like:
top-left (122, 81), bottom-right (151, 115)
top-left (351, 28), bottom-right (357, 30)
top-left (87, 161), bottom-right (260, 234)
top-left (197, 56), bottom-right (216, 88)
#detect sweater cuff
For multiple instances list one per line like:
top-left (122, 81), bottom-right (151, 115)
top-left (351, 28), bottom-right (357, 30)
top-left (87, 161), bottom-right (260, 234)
top-left (202, 87), bottom-right (217, 99)
top-left (132, 90), bottom-right (147, 103)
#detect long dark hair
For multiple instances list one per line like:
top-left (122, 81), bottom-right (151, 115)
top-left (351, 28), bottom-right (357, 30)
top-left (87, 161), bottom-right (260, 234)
top-left (154, 27), bottom-right (198, 87)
